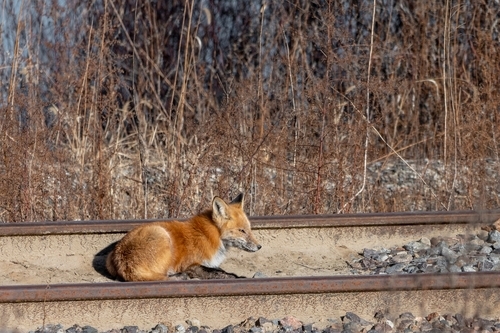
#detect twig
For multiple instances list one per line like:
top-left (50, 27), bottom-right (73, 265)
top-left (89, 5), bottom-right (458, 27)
top-left (338, 0), bottom-right (376, 213)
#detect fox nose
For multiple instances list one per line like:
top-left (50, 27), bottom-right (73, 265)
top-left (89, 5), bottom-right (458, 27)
top-left (257, 244), bottom-right (262, 250)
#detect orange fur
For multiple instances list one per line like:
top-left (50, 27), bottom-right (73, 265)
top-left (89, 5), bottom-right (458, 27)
top-left (106, 193), bottom-right (261, 281)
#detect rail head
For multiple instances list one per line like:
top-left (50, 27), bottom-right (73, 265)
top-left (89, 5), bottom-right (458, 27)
top-left (0, 210), bottom-right (499, 236)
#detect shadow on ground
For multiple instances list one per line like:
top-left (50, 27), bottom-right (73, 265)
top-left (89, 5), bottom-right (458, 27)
top-left (92, 241), bottom-right (118, 280)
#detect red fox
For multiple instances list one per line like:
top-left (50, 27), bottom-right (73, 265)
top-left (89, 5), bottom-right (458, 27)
top-left (106, 193), bottom-right (261, 281)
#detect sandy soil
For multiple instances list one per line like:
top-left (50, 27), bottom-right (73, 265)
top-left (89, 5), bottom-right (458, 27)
top-left (0, 234), bottom-right (361, 285)
top-left (0, 223), bottom-right (477, 285)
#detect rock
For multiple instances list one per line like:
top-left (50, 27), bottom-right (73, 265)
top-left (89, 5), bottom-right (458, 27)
top-left (420, 237), bottom-right (431, 246)
top-left (385, 263), bottom-right (406, 274)
top-left (462, 265), bottom-right (477, 272)
top-left (480, 246), bottom-right (493, 254)
top-left (322, 326), bottom-right (342, 333)
top-left (220, 325), bottom-right (234, 333)
top-left (280, 316), bottom-right (303, 330)
top-left (255, 317), bottom-right (271, 327)
top-left (253, 272), bottom-right (268, 278)
top-left (151, 324), bottom-right (169, 333)
top-left (260, 322), bottom-right (274, 333)
top-left (36, 324), bottom-right (64, 333)
top-left (186, 327), bottom-right (198, 333)
top-left (341, 321), bottom-right (361, 333)
top-left (394, 318), bottom-right (413, 331)
top-left (186, 320), bottom-right (200, 328)
top-left (66, 325), bottom-right (82, 333)
top-left (175, 325), bottom-right (186, 333)
top-left (121, 326), bottom-right (141, 333)
top-left (404, 240), bottom-right (430, 252)
top-left (477, 230), bottom-right (489, 241)
top-left (479, 259), bottom-right (494, 271)
top-left (392, 253), bottom-right (413, 263)
top-left (373, 311), bottom-right (385, 321)
top-left (345, 312), bottom-right (372, 326)
top-left (371, 321), bottom-right (393, 332)
top-left (455, 255), bottom-right (471, 267)
top-left (488, 230), bottom-right (500, 243)
top-left (363, 248), bottom-right (379, 259)
top-left (404, 265), bottom-right (419, 273)
top-left (82, 327), bottom-right (98, 333)
top-left (377, 253), bottom-right (389, 261)
top-left (441, 247), bottom-right (458, 263)
top-left (470, 237), bottom-right (485, 246)
top-left (302, 324), bottom-right (313, 333)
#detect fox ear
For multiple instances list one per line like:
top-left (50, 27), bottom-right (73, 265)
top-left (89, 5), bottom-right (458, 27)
top-left (213, 197), bottom-right (230, 222)
top-left (230, 193), bottom-right (244, 208)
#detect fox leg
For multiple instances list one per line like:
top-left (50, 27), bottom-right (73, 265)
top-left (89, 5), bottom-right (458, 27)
top-left (182, 265), bottom-right (243, 279)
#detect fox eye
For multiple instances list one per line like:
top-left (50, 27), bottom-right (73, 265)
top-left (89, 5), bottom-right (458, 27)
top-left (239, 229), bottom-right (246, 234)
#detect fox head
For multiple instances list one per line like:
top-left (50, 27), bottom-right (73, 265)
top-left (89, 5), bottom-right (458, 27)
top-left (212, 193), bottom-right (262, 252)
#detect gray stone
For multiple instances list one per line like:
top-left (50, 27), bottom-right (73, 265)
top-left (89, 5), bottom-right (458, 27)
top-left (419, 237), bottom-right (431, 246)
top-left (344, 312), bottom-right (372, 326)
top-left (469, 237), bottom-right (485, 246)
top-left (489, 230), bottom-right (500, 243)
top-left (480, 246), bottom-right (493, 254)
top-left (477, 230), bottom-right (489, 241)
top-left (462, 265), bottom-right (477, 272)
top-left (302, 324), bottom-right (313, 333)
top-left (66, 325), bottom-right (82, 333)
top-left (404, 241), bottom-right (430, 252)
top-left (377, 254), bottom-right (389, 261)
top-left (82, 327), bottom-right (98, 333)
top-left (386, 263), bottom-right (406, 274)
top-left (221, 325), bottom-right (234, 333)
top-left (479, 259), bottom-right (494, 271)
top-left (441, 247), bottom-right (458, 263)
top-left (37, 324), bottom-right (64, 333)
top-left (175, 325), bottom-right (186, 333)
top-left (392, 253), bottom-right (412, 263)
top-left (255, 317), bottom-right (271, 327)
top-left (122, 326), bottom-right (141, 333)
top-left (151, 324), bottom-right (169, 333)
top-left (363, 248), bottom-right (379, 259)
top-left (253, 272), bottom-right (268, 278)
top-left (404, 265), bottom-right (419, 273)
top-left (425, 265), bottom-right (440, 273)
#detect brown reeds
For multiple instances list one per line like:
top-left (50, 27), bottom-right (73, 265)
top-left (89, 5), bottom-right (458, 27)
top-left (0, 0), bottom-right (499, 222)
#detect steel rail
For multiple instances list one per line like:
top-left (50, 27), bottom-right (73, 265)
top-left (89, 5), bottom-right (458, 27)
top-left (0, 209), bottom-right (499, 236)
top-left (0, 272), bottom-right (499, 303)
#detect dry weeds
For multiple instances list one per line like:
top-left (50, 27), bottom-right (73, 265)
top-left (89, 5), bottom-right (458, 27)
top-left (0, 0), bottom-right (499, 222)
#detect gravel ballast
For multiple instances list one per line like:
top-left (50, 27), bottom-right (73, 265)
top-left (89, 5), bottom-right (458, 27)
top-left (31, 312), bottom-right (500, 333)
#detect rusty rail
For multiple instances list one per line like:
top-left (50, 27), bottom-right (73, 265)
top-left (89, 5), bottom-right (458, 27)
top-left (0, 272), bottom-right (499, 303)
top-left (1, 209), bottom-right (499, 236)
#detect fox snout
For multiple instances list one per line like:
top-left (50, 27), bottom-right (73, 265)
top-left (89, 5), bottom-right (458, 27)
top-left (223, 237), bottom-right (262, 252)
top-left (245, 242), bottom-right (262, 252)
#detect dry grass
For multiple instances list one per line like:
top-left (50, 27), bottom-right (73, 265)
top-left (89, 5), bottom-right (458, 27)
top-left (0, 0), bottom-right (499, 222)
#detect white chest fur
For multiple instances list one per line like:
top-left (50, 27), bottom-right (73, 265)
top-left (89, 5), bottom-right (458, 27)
top-left (202, 242), bottom-right (227, 268)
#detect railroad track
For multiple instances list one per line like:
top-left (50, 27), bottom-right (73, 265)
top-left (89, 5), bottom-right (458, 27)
top-left (1, 210), bottom-right (500, 332)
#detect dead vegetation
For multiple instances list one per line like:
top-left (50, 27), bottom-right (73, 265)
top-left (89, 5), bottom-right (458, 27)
top-left (0, 0), bottom-right (499, 222)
